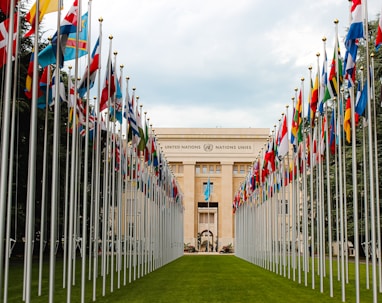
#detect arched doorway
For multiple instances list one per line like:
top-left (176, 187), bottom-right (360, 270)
top-left (199, 230), bottom-right (213, 252)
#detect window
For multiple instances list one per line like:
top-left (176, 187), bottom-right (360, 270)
top-left (202, 165), bottom-right (207, 174)
top-left (199, 213), bottom-right (214, 224)
top-left (209, 165), bottom-right (214, 174)
top-left (233, 165), bottom-right (238, 174)
top-left (215, 165), bottom-right (221, 174)
top-left (240, 165), bottom-right (245, 174)
top-left (195, 165), bottom-right (200, 174)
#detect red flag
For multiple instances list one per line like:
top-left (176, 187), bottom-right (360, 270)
top-left (0, 0), bottom-right (18, 16)
top-left (0, 13), bottom-right (17, 69)
top-left (376, 8), bottom-right (382, 50)
top-left (100, 56), bottom-right (116, 112)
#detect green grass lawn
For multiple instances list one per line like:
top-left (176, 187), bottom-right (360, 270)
top-left (6, 255), bottom-right (378, 302)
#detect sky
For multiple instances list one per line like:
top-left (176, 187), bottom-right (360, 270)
top-left (40, 0), bottom-right (381, 131)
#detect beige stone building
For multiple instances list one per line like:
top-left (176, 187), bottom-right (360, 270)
top-left (154, 128), bottom-right (269, 252)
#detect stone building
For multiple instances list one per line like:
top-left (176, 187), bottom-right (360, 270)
top-left (154, 127), bottom-right (269, 252)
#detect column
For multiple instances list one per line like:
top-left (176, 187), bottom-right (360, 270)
top-left (220, 161), bottom-right (233, 249)
top-left (183, 161), bottom-right (196, 246)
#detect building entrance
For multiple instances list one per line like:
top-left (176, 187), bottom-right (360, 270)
top-left (198, 202), bottom-right (218, 252)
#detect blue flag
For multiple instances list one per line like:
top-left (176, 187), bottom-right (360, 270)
top-left (38, 12), bottom-right (88, 67)
top-left (204, 178), bottom-right (211, 202)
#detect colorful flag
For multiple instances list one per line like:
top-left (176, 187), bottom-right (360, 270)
top-left (291, 90), bottom-right (303, 144)
top-left (0, 13), bottom-right (17, 69)
top-left (59, 12), bottom-right (88, 61)
top-left (78, 37), bottom-right (100, 98)
top-left (318, 49), bottom-right (328, 114)
top-left (38, 0), bottom-right (79, 68)
top-left (277, 115), bottom-right (289, 159)
top-left (343, 97), bottom-right (352, 143)
top-left (346, 0), bottom-right (364, 41)
top-left (323, 42), bottom-right (343, 102)
top-left (127, 91), bottom-right (140, 145)
top-left (343, 39), bottom-right (358, 87)
top-left (100, 55), bottom-right (116, 112)
top-left (310, 71), bottom-right (319, 124)
top-left (376, 8), bottom-right (382, 50)
top-left (110, 74), bottom-right (123, 123)
top-left (25, 0), bottom-right (60, 37)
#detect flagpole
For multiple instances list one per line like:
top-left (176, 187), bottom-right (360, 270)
top-left (38, 65), bottom-right (51, 296)
top-left (349, 81), bottom-right (360, 302)
top-left (363, 2), bottom-right (378, 301)
top-left (93, 17), bottom-right (103, 302)
top-left (370, 53), bottom-right (382, 293)
top-left (24, 1), bottom-right (41, 300)
top-left (291, 94), bottom-right (296, 282)
top-left (4, 8), bottom-right (20, 301)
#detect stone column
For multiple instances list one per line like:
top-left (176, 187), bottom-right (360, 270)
top-left (183, 161), bottom-right (196, 246)
top-left (220, 161), bottom-right (234, 249)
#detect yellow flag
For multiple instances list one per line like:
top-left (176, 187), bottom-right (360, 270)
top-left (25, 0), bottom-right (62, 37)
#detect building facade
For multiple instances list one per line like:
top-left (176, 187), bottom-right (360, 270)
top-left (154, 128), bottom-right (269, 252)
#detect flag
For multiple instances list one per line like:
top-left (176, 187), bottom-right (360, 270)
top-left (291, 90), bottom-right (303, 144)
top-left (343, 39), bottom-right (358, 87)
top-left (0, 13), bottom-right (17, 69)
top-left (346, 0), bottom-right (364, 41)
top-left (50, 72), bottom-right (67, 105)
top-left (329, 111), bottom-right (336, 155)
top-left (344, 1), bottom-right (363, 87)
top-left (38, 0), bottom-right (79, 68)
top-left (343, 97), bottom-right (351, 143)
top-left (100, 55), bottom-right (116, 112)
top-left (355, 79), bottom-right (368, 116)
top-left (136, 103), bottom-right (146, 153)
top-left (277, 115), bottom-right (289, 159)
top-left (318, 50), bottom-right (328, 114)
top-left (0, 0), bottom-right (18, 16)
top-left (310, 71), bottom-right (319, 124)
top-left (376, 8), bottom-right (382, 50)
top-left (25, 0), bottom-right (61, 37)
top-left (127, 92), bottom-right (140, 145)
top-left (78, 37), bottom-right (100, 98)
top-left (320, 115), bottom-right (326, 157)
top-left (37, 65), bottom-right (51, 108)
top-left (110, 74), bottom-right (123, 123)
top-left (323, 42), bottom-right (343, 102)
top-left (57, 12), bottom-right (88, 61)
top-left (204, 177), bottom-right (211, 202)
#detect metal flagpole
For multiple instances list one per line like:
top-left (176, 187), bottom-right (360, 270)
top-left (0, 1), bottom-right (16, 298)
top-left (38, 65), bottom-right (51, 295)
top-left (363, 2), bottom-right (378, 301)
top-left (349, 83), bottom-right (360, 302)
top-left (92, 17), bottom-right (103, 302)
top-left (4, 8), bottom-right (20, 301)
top-left (370, 53), bottom-right (381, 293)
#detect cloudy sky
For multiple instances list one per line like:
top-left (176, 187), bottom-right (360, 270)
top-left (42, 0), bottom-right (381, 130)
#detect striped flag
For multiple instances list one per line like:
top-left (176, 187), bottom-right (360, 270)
top-left (376, 7), bottom-right (382, 50)
top-left (277, 115), bottom-right (289, 159)
top-left (78, 37), bottom-right (100, 98)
